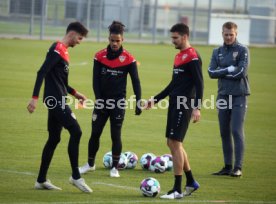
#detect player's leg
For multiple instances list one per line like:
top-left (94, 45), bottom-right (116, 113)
top-left (35, 110), bottom-right (62, 190)
top-left (109, 105), bottom-right (125, 177)
top-left (161, 102), bottom-right (185, 199)
top-left (60, 105), bottom-right (92, 193)
top-left (230, 96), bottom-right (247, 177)
top-left (213, 95), bottom-right (233, 175)
top-left (79, 108), bottom-right (109, 174)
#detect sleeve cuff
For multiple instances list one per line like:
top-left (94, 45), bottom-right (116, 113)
top-left (32, 96), bottom-right (38, 99)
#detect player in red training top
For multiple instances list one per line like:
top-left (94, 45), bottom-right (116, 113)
top-left (144, 23), bottom-right (203, 199)
top-left (79, 21), bottom-right (141, 177)
top-left (27, 22), bottom-right (92, 193)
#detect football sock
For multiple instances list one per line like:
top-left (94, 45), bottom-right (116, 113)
top-left (173, 175), bottom-right (182, 193)
top-left (112, 155), bottom-right (120, 168)
top-left (88, 157), bottom-right (95, 167)
top-left (185, 170), bottom-right (195, 186)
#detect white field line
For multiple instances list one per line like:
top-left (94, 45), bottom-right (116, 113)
top-left (1, 169), bottom-right (275, 204)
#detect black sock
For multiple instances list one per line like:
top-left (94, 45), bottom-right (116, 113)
top-left (225, 164), bottom-right (232, 170)
top-left (112, 155), bottom-right (120, 168)
top-left (173, 175), bottom-right (182, 193)
top-left (88, 157), bottom-right (95, 167)
top-left (185, 170), bottom-right (195, 186)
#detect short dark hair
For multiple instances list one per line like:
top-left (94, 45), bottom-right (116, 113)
top-left (222, 21), bottom-right (237, 30)
top-left (108, 21), bottom-right (125, 35)
top-left (66, 21), bottom-right (88, 37)
top-left (170, 23), bottom-right (189, 36)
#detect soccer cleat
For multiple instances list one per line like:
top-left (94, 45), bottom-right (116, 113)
top-left (69, 177), bottom-right (93, 193)
top-left (79, 163), bottom-right (96, 174)
top-left (34, 180), bottom-right (62, 190)
top-left (110, 167), bottom-right (120, 177)
top-left (230, 168), bottom-right (242, 177)
top-left (212, 167), bottom-right (232, 176)
top-left (160, 190), bottom-right (183, 199)
top-left (183, 180), bottom-right (200, 196)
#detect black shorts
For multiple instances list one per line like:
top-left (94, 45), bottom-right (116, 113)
top-left (48, 104), bottom-right (79, 133)
top-left (92, 103), bottom-right (125, 130)
top-left (165, 101), bottom-right (193, 142)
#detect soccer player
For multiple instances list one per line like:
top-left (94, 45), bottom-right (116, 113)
top-left (208, 22), bottom-right (250, 177)
top-left (144, 23), bottom-right (203, 199)
top-left (27, 22), bottom-right (92, 193)
top-left (79, 21), bottom-right (141, 177)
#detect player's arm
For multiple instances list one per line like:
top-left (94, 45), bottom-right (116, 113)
top-left (190, 59), bottom-right (204, 123)
top-left (93, 59), bottom-right (103, 104)
top-left (208, 49), bottom-right (229, 79)
top-left (144, 79), bottom-right (173, 110)
top-left (27, 51), bottom-right (60, 113)
top-left (67, 87), bottom-right (87, 105)
top-left (224, 46), bottom-right (250, 80)
top-left (129, 61), bottom-right (142, 115)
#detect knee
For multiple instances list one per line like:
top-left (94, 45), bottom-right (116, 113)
top-left (48, 134), bottom-right (61, 146)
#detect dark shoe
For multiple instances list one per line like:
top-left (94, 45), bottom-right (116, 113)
top-left (230, 168), bottom-right (242, 177)
top-left (212, 167), bottom-right (232, 175)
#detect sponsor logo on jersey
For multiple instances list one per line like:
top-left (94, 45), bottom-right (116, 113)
top-left (101, 67), bottom-right (107, 74)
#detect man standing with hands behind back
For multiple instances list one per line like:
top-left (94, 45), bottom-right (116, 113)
top-left (208, 22), bottom-right (250, 177)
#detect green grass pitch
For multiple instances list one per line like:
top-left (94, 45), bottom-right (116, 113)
top-left (0, 38), bottom-right (275, 203)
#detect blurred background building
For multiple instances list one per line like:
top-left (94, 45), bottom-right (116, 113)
top-left (0, 0), bottom-right (275, 45)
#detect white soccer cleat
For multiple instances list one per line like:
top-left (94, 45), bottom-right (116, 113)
top-left (34, 180), bottom-right (62, 190)
top-left (69, 177), bottom-right (93, 193)
top-left (160, 190), bottom-right (183, 199)
top-left (110, 167), bottom-right (120, 177)
top-left (79, 163), bottom-right (96, 174)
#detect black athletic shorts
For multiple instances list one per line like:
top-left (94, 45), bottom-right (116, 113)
top-left (165, 100), bottom-right (193, 142)
top-left (92, 99), bottom-right (126, 129)
top-left (48, 104), bottom-right (79, 132)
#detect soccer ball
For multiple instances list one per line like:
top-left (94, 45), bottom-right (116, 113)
top-left (117, 153), bottom-right (128, 169)
top-left (161, 154), bottom-right (173, 171)
top-left (103, 152), bottom-right (128, 169)
top-left (140, 153), bottom-right (156, 170)
top-left (124, 151), bottom-right (138, 169)
top-left (149, 156), bottom-right (168, 173)
top-left (103, 151), bottom-right (112, 168)
top-left (140, 177), bottom-right (161, 197)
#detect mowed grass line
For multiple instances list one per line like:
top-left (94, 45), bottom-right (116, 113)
top-left (0, 39), bottom-right (275, 203)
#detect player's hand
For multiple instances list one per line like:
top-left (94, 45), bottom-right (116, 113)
top-left (74, 91), bottom-right (87, 105)
top-left (227, 65), bottom-right (236, 73)
top-left (27, 98), bottom-right (38, 113)
top-left (143, 99), bottom-right (155, 110)
top-left (192, 109), bottom-right (201, 123)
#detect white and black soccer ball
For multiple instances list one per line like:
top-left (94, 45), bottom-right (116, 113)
top-left (140, 177), bottom-right (161, 197)
top-left (124, 151), bottom-right (138, 169)
top-left (161, 154), bottom-right (173, 171)
top-left (103, 151), bottom-right (128, 169)
top-left (149, 156), bottom-right (168, 173)
top-left (140, 153), bottom-right (156, 170)
top-left (117, 153), bottom-right (128, 169)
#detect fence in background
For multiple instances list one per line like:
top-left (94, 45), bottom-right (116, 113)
top-left (0, 0), bottom-right (275, 45)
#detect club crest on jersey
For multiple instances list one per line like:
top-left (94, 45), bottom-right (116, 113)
top-left (233, 52), bottom-right (238, 60)
top-left (182, 54), bottom-right (188, 61)
top-left (64, 65), bottom-right (69, 73)
top-left (119, 55), bottom-right (126, 62)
